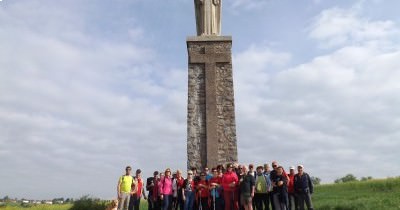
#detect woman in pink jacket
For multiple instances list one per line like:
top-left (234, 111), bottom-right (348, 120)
top-left (160, 168), bottom-right (174, 210)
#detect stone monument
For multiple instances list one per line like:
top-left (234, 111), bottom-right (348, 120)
top-left (187, 0), bottom-right (238, 170)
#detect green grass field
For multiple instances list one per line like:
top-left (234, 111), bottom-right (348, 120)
top-left (313, 177), bottom-right (400, 210)
top-left (2, 177), bottom-right (399, 210)
top-left (0, 204), bottom-right (72, 210)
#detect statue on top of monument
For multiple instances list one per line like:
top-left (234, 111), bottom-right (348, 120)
top-left (194, 0), bottom-right (221, 36)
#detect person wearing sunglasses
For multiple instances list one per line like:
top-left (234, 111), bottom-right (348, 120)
top-left (271, 166), bottom-right (288, 210)
top-left (197, 172), bottom-right (210, 210)
top-left (160, 168), bottom-right (174, 210)
top-left (183, 171), bottom-right (196, 210)
top-left (209, 168), bottom-right (223, 210)
top-left (269, 161), bottom-right (288, 210)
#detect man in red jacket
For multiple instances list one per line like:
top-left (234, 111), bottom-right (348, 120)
top-left (287, 167), bottom-right (296, 210)
top-left (222, 163), bottom-right (239, 210)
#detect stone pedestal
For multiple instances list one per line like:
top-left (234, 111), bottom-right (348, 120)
top-left (187, 36), bottom-right (238, 170)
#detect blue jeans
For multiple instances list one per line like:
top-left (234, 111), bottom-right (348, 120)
top-left (163, 195), bottom-right (173, 210)
top-left (184, 191), bottom-right (195, 210)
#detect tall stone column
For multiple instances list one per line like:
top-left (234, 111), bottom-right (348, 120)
top-left (187, 36), bottom-right (238, 170)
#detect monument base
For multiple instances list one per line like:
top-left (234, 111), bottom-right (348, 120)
top-left (187, 36), bottom-right (238, 170)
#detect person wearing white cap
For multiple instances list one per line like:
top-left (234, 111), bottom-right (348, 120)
top-left (294, 165), bottom-right (314, 210)
top-left (287, 167), bottom-right (296, 210)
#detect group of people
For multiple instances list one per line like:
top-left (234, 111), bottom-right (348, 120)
top-left (117, 161), bottom-right (314, 210)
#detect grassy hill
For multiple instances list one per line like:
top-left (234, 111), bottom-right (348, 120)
top-left (313, 177), bottom-right (400, 210)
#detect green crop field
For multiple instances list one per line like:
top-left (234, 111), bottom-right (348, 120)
top-left (0, 204), bottom-right (72, 210)
top-left (313, 177), bottom-right (400, 210)
top-left (1, 177), bottom-right (399, 210)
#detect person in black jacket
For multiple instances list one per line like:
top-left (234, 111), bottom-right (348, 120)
top-left (271, 166), bottom-right (288, 210)
top-left (147, 171), bottom-right (159, 210)
top-left (239, 166), bottom-right (255, 210)
top-left (293, 165), bottom-right (313, 210)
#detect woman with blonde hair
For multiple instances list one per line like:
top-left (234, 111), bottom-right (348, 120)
top-left (160, 168), bottom-right (174, 210)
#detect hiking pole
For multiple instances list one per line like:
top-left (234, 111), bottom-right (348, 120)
top-left (213, 188), bottom-right (216, 210)
top-left (199, 189), bottom-right (202, 210)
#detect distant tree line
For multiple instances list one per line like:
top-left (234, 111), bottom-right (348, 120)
top-left (0, 195), bottom-right (74, 203)
top-left (334, 174), bottom-right (373, 183)
top-left (299, 174), bottom-right (376, 185)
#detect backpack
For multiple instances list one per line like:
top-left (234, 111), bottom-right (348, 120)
top-left (255, 174), bottom-right (266, 192)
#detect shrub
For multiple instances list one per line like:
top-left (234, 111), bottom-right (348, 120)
top-left (360, 176), bottom-right (373, 181)
top-left (311, 176), bottom-right (321, 185)
top-left (70, 195), bottom-right (108, 210)
top-left (334, 174), bottom-right (358, 183)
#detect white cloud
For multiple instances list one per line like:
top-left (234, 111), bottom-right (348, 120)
top-left (0, 0), bottom-right (187, 199)
top-left (309, 7), bottom-right (399, 48)
top-left (234, 7), bottom-right (400, 183)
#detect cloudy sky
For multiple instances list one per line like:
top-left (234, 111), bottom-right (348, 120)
top-left (1, 0), bottom-right (400, 200)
